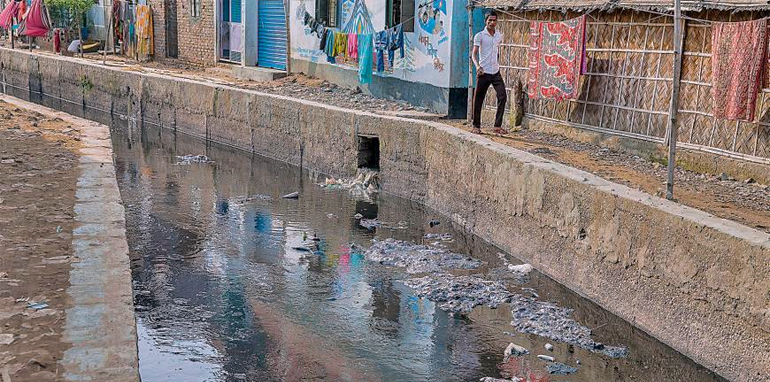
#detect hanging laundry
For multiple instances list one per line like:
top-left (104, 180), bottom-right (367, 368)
top-left (374, 30), bottom-right (387, 72)
top-left (323, 29), bottom-right (336, 63)
top-left (527, 15), bottom-right (587, 100)
top-left (386, 24), bottom-right (404, 66)
top-left (334, 31), bottom-right (347, 57)
top-left (319, 28), bottom-right (329, 51)
top-left (347, 33), bottom-right (358, 59)
top-left (18, 0), bottom-right (51, 37)
top-left (135, 5), bottom-right (154, 60)
top-left (0, 0), bottom-right (20, 30)
top-left (711, 19), bottom-right (767, 121)
top-left (303, 11), bottom-right (311, 26)
top-left (358, 34), bottom-right (373, 84)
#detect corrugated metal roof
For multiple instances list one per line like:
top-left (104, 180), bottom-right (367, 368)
top-left (478, 0), bottom-right (770, 11)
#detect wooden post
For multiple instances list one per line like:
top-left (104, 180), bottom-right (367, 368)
top-left (666, 0), bottom-right (683, 200)
top-left (103, 1), bottom-right (112, 64)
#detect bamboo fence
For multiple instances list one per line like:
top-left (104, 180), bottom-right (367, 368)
top-left (489, 10), bottom-right (770, 164)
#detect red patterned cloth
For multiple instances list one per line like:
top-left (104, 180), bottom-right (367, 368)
top-left (528, 15), bottom-right (587, 100)
top-left (0, 1), bottom-right (20, 30)
top-left (711, 19), bottom-right (768, 121)
top-left (18, 0), bottom-right (51, 37)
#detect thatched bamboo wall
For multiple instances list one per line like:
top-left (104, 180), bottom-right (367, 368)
top-left (490, 9), bottom-right (770, 163)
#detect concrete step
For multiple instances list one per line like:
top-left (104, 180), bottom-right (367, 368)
top-left (231, 66), bottom-right (287, 82)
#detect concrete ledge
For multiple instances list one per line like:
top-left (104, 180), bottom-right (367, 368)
top-left (1, 48), bottom-right (768, 382)
top-left (231, 65), bottom-right (287, 82)
top-left (0, 94), bottom-right (140, 382)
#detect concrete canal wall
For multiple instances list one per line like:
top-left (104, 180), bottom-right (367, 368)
top-left (2, 48), bottom-right (768, 382)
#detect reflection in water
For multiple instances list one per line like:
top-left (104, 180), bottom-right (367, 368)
top-left (112, 125), bottom-right (727, 382)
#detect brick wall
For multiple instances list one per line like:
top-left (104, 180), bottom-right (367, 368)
top-left (147, 0), bottom-right (167, 58)
top-left (175, 0), bottom-right (216, 66)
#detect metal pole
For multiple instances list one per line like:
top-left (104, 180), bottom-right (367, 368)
top-left (666, 0), bottom-right (683, 200)
top-left (466, 3), bottom-right (474, 122)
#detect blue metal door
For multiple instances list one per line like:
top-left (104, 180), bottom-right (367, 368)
top-left (257, 0), bottom-right (287, 70)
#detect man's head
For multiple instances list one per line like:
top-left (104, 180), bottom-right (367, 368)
top-left (485, 10), bottom-right (498, 31)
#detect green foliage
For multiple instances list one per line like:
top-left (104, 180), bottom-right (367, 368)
top-left (47, 0), bottom-right (93, 30)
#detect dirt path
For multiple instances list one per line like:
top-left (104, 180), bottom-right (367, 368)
top-left (0, 101), bottom-right (81, 381)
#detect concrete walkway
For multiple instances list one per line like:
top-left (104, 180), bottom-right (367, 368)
top-left (0, 96), bottom-right (139, 382)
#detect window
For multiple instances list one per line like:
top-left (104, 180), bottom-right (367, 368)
top-left (315, 0), bottom-right (338, 28)
top-left (191, 0), bottom-right (200, 17)
top-left (387, 0), bottom-right (414, 32)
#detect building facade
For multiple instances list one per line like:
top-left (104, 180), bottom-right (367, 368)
top-left (288, 0), bottom-right (471, 117)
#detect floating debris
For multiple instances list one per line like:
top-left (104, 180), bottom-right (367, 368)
top-left (281, 192), bottom-right (299, 199)
top-left (546, 362), bottom-right (578, 375)
top-left (174, 155), bottom-right (213, 165)
top-left (27, 301), bottom-right (49, 310)
top-left (353, 213), bottom-right (364, 219)
top-left (359, 218), bottom-right (382, 230)
top-left (479, 378), bottom-right (509, 382)
top-left (504, 342), bottom-right (529, 357)
top-left (536, 354), bottom-right (555, 362)
top-left (424, 233), bottom-right (453, 241)
top-left (362, 238), bottom-right (482, 274)
top-left (403, 274), bottom-right (512, 314)
top-left (544, 343), bottom-right (554, 351)
top-left (320, 169), bottom-right (379, 198)
top-left (508, 263), bottom-right (533, 275)
top-left (510, 294), bottom-right (628, 358)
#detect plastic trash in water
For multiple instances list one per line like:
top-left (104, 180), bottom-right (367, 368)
top-left (281, 192), bottom-right (299, 199)
top-left (27, 302), bottom-right (48, 310)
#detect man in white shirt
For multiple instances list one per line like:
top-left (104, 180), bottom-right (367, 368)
top-left (471, 10), bottom-right (506, 135)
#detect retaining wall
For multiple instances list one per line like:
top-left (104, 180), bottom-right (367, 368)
top-left (2, 48), bottom-right (769, 382)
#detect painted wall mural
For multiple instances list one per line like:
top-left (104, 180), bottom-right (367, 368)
top-left (289, 0), bottom-right (457, 88)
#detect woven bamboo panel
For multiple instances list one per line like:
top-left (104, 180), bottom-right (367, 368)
top-left (493, 9), bottom-right (769, 160)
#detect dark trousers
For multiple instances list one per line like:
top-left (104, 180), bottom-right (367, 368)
top-left (472, 72), bottom-right (507, 128)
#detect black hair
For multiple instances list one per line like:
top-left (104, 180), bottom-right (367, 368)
top-left (485, 10), bottom-right (498, 21)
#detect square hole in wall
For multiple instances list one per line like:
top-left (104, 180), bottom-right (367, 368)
top-left (357, 135), bottom-right (380, 170)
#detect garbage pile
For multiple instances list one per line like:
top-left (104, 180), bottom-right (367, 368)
top-left (320, 169), bottom-right (379, 198)
top-left (403, 274), bottom-right (513, 314)
top-left (509, 294), bottom-right (628, 358)
top-left (362, 238), bottom-right (482, 274)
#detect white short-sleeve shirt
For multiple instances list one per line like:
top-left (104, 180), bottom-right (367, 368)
top-left (474, 29), bottom-right (504, 75)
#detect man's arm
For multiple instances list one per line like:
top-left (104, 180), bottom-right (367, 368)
top-left (472, 45), bottom-right (483, 76)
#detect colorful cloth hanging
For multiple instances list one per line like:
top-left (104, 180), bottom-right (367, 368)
top-left (527, 15), bottom-right (587, 100)
top-left (347, 33), bottom-right (358, 59)
top-left (323, 29), bottom-right (336, 63)
top-left (18, 0), bottom-right (51, 37)
top-left (0, 0), bottom-right (20, 30)
top-left (135, 5), bottom-right (154, 59)
top-left (711, 19), bottom-right (768, 121)
top-left (358, 33), bottom-right (373, 84)
top-left (333, 31), bottom-right (347, 57)
top-left (374, 30), bottom-right (387, 72)
top-left (386, 24), bottom-right (404, 66)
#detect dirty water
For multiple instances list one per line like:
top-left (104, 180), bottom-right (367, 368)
top-left (111, 125), bottom-right (728, 382)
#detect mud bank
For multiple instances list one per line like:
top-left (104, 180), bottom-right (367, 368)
top-left (1, 48), bottom-right (768, 381)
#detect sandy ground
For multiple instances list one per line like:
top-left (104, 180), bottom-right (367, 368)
top-left (0, 100), bottom-right (81, 381)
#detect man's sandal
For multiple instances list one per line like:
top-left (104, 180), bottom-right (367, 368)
top-left (471, 127), bottom-right (482, 134)
top-left (493, 127), bottom-right (507, 135)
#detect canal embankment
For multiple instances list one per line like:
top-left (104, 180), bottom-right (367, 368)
top-left (1, 48), bottom-right (768, 382)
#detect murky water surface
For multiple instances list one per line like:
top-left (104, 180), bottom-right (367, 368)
top-left (112, 126), bottom-right (727, 382)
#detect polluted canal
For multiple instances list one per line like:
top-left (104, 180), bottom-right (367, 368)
top-left (112, 125), bottom-right (727, 382)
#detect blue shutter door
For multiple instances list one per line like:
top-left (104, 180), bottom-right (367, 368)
top-left (257, 0), bottom-right (287, 70)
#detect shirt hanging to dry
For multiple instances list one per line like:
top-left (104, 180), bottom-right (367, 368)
top-left (527, 15), bottom-right (587, 101)
top-left (711, 19), bottom-right (767, 121)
